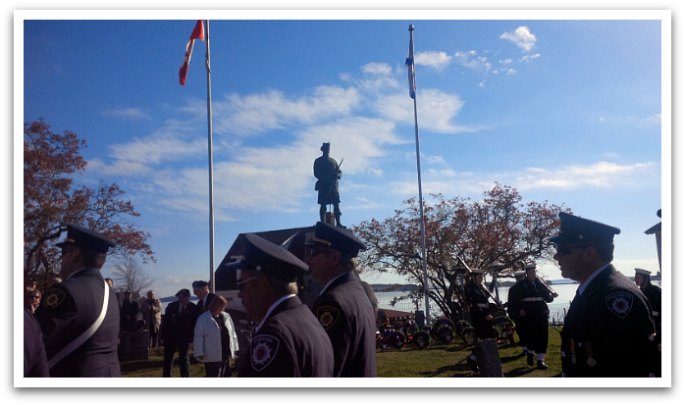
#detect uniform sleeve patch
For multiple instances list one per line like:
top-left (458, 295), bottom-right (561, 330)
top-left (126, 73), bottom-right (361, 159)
top-left (605, 291), bottom-right (633, 319)
top-left (250, 334), bottom-right (279, 372)
top-left (316, 305), bottom-right (340, 330)
top-left (43, 288), bottom-right (66, 309)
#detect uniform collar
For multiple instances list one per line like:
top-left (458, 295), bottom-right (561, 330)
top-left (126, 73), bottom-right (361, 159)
top-left (319, 271), bottom-right (353, 296)
top-left (255, 294), bottom-right (297, 333)
top-left (577, 262), bottom-right (612, 296)
top-left (63, 267), bottom-right (89, 281)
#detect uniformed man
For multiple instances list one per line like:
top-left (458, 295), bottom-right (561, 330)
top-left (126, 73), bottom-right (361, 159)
top-left (506, 271), bottom-right (528, 356)
top-left (236, 233), bottom-right (334, 377)
top-left (635, 268), bottom-right (662, 377)
top-left (465, 269), bottom-right (503, 377)
top-left (517, 262), bottom-right (557, 369)
top-left (36, 224), bottom-right (121, 377)
top-left (305, 221), bottom-right (377, 377)
top-left (634, 268), bottom-right (661, 336)
top-left (313, 142), bottom-right (343, 226)
top-left (551, 212), bottom-right (656, 377)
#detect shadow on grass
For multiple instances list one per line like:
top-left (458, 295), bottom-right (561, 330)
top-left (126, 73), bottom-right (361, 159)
top-left (120, 359), bottom-right (164, 373)
top-left (504, 366), bottom-right (536, 377)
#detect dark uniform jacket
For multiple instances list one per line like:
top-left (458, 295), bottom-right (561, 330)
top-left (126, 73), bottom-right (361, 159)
top-left (518, 278), bottom-right (555, 320)
top-left (313, 155), bottom-right (341, 205)
top-left (313, 272), bottom-right (377, 377)
top-left (506, 281), bottom-right (524, 321)
top-left (641, 283), bottom-right (661, 334)
top-left (24, 308), bottom-right (49, 377)
top-left (197, 292), bottom-right (216, 314)
top-left (37, 267), bottom-right (121, 377)
top-left (466, 281), bottom-right (497, 339)
top-left (240, 296), bottom-right (334, 377)
top-left (161, 300), bottom-right (199, 346)
top-left (561, 265), bottom-right (656, 377)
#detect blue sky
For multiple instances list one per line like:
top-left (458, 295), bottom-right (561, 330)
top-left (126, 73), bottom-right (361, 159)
top-left (19, 11), bottom-right (667, 299)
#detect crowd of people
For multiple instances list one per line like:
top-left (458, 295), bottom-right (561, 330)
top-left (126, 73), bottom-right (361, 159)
top-left (23, 210), bottom-right (663, 379)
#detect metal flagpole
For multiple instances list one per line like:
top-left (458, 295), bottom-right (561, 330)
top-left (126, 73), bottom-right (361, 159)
top-left (204, 20), bottom-right (216, 293)
top-left (407, 24), bottom-right (430, 324)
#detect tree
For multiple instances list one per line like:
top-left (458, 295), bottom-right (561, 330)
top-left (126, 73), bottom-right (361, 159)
top-left (353, 183), bottom-right (568, 325)
top-left (111, 255), bottom-right (153, 298)
top-left (24, 119), bottom-right (154, 285)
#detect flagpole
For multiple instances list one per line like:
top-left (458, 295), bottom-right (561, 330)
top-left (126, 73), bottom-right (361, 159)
top-left (205, 20), bottom-right (216, 293)
top-left (407, 24), bottom-right (431, 324)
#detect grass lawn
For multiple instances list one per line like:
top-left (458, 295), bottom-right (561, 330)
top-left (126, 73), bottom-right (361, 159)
top-left (121, 326), bottom-right (563, 378)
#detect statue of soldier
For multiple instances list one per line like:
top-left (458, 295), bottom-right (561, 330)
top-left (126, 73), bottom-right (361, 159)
top-left (314, 142), bottom-right (342, 227)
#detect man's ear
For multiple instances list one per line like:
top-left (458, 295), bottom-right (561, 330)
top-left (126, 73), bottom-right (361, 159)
top-left (328, 249), bottom-right (342, 264)
top-left (580, 246), bottom-right (598, 262)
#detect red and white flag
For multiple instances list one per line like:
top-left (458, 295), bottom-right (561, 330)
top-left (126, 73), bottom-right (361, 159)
top-left (179, 20), bottom-right (205, 86)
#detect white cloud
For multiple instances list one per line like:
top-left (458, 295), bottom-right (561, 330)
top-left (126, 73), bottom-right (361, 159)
top-left (387, 161), bottom-right (657, 198)
top-left (102, 107), bottom-right (149, 121)
top-left (109, 135), bottom-right (206, 165)
top-left (415, 51), bottom-right (452, 70)
top-left (87, 157), bottom-right (151, 177)
top-left (511, 161), bottom-right (657, 190)
top-left (453, 50), bottom-right (492, 73)
top-left (137, 117), bottom-right (404, 219)
top-left (358, 64), bottom-right (400, 94)
top-left (375, 89), bottom-right (480, 134)
top-left (213, 86), bottom-right (361, 136)
top-left (362, 62), bottom-right (392, 75)
top-left (521, 53), bottom-right (541, 63)
top-left (500, 26), bottom-right (537, 52)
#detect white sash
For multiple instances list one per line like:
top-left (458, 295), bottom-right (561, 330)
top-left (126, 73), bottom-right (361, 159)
top-left (47, 279), bottom-right (110, 369)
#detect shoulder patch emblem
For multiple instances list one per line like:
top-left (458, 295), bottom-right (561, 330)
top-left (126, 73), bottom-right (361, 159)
top-left (251, 334), bottom-right (279, 372)
top-left (43, 288), bottom-right (66, 309)
top-left (317, 305), bottom-right (340, 330)
top-left (605, 291), bottom-right (633, 318)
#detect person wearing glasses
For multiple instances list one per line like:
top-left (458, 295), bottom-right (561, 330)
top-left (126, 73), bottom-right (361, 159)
top-left (25, 286), bottom-right (49, 377)
top-left (236, 233), bottom-right (334, 377)
top-left (26, 289), bottom-right (42, 314)
top-left (305, 221), bottom-right (377, 377)
top-left (35, 224), bottom-right (120, 377)
top-left (551, 212), bottom-right (657, 377)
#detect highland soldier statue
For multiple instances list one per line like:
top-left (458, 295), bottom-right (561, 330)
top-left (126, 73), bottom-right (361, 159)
top-left (314, 142), bottom-right (342, 227)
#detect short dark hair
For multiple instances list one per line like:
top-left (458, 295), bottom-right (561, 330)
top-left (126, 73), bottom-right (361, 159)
top-left (79, 247), bottom-right (107, 269)
top-left (593, 243), bottom-right (614, 263)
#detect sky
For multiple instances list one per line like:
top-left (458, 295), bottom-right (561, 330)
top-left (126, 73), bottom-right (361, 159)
top-left (18, 11), bottom-right (667, 301)
top-left (7, 0), bottom-right (681, 395)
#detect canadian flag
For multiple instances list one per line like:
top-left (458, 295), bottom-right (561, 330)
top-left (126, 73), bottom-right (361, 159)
top-left (179, 20), bottom-right (205, 86)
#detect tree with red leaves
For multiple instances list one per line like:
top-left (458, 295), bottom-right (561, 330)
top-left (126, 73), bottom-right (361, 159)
top-left (353, 184), bottom-right (567, 324)
top-left (24, 119), bottom-right (154, 286)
